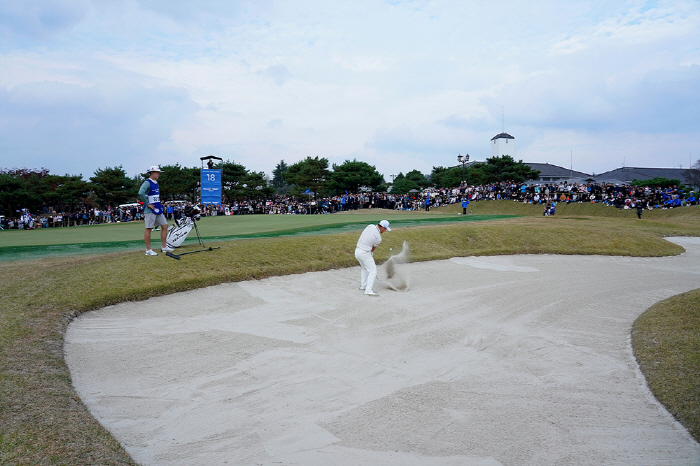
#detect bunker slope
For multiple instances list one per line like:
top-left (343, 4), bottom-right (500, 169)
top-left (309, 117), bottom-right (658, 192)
top-left (65, 237), bottom-right (700, 466)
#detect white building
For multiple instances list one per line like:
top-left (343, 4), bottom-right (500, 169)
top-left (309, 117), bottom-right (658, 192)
top-left (491, 132), bottom-right (514, 158)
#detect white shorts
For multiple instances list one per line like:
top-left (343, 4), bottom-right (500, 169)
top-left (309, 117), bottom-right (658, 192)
top-left (145, 212), bottom-right (168, 229)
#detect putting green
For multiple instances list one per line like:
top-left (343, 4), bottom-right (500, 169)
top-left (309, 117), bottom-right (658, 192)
top-left (0, 210), bottom-right (515, 261)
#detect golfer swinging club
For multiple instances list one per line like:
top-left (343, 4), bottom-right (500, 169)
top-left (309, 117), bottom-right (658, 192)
top-left (355, 220), bottom-right (391, 296)
top-left (139, 165), bottom-right (173, 256)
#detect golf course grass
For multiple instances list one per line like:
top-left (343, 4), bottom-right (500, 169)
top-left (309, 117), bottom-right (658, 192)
top-left (0, 211), bottom-right (514, 262)
top-left (1, 201), bottom-right (699, 464)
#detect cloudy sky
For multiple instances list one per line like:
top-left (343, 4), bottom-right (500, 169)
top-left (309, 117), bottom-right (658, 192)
top-left (0, 0), bottom-right (698, 181)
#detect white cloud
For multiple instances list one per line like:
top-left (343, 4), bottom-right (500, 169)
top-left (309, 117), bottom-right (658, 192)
top-left (0, 0), bottom-right (698, 181)
top-left (0, 81), bottom-right (199, 176)
top-left (256, 64), bottom-right (293, 86)
top-left (0, 0), bottom-right (89, 40)
top-left (550, 2), bottom-right (698, 56)
top-left (332, 55), bottom-right (393, 73)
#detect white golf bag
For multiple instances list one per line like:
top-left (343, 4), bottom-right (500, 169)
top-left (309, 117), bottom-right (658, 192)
top-left (166, 217), bottom-right (195, 248)
top-left (165, 205), bottom-right (203, 248)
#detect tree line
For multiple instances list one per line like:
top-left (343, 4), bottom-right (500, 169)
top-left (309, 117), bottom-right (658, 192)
top-left (0, 155), bottom-right (541, 216)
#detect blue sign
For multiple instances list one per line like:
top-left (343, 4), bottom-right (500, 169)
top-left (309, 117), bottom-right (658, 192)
top-left (201, 169), bottom-right (222, 205)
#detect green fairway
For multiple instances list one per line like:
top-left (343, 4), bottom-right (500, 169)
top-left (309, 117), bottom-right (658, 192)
top-left (0, 210), bottom-right (514, 261)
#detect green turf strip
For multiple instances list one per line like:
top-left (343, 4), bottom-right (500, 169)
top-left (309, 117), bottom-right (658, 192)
top-left (1, 211), bottom-right (495, 247)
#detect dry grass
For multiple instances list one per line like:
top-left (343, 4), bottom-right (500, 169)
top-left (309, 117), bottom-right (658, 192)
top-left (632, 289), bottom-right (700, 442)
top-left (1, 206), bottom-right (699, 464)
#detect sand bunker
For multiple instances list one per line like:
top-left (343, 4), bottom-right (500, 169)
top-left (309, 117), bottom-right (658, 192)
top-left (65, 238), bottom-right (700, 465)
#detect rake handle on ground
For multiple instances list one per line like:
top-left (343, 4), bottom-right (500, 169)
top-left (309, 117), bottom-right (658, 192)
top-left (165, 247), bottom-right (220, 260)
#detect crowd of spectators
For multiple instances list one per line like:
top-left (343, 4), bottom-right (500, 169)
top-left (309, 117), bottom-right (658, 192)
top-left (1, 205), bottom-right (144, 230)
top-left (456, 180), bottom-right (697, 210)
top-left (215, 193), bottom-right (454, 215)
top-left (2, 180), bottom-right (696, 230)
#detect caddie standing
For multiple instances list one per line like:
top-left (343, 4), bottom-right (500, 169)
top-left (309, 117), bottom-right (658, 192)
top-left (355, 219), bottom-right (391, 296)
top-left (139, 165), bottom-right (173, 256)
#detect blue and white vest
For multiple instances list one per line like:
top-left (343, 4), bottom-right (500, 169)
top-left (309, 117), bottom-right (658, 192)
top-left (147, 179), bottom-right (163, 215)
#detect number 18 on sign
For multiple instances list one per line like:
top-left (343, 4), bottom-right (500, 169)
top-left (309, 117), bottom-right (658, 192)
top-left (201, 169), bottom-right (222, 205)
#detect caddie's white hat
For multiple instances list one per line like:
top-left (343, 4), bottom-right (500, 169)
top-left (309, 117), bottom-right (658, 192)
top-left (148, 165), bottom-right (161, 173)
top-left (379, 220), bottom-right (391, 231)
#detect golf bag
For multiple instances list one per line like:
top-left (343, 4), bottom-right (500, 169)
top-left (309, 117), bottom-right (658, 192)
top-left (20, 209), bottom-right (35, 229)
top-left (166, 217), bottom-right (195, 248)
top-left (163, 205), bottom-right (220, 260)
top-left (165, 205), bottom-right (203, 248)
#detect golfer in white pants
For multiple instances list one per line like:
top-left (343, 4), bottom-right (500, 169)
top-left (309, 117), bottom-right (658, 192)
top-left (355, 220), bottom-right (391, 296)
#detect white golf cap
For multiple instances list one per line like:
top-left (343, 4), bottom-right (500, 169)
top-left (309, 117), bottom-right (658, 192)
top-left (148, 165), bottom-right (161, 172)
top-left (379, 220), bottom-right (391, 231)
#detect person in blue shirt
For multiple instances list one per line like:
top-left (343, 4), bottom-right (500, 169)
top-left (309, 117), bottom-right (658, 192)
top-left (138, 166), bottom-right (172, 256)
top-left (462, 196), bottom-right (470, 215)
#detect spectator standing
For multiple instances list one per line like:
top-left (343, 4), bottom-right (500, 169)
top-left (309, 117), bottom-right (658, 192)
top-left (637, 199), bottom-right (646, 219)
top-left (462, 197), bottom-right (469, 215)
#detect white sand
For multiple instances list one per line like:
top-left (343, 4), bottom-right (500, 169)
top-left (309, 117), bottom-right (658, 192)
top-left (65, 237), bottom-right (700, 466)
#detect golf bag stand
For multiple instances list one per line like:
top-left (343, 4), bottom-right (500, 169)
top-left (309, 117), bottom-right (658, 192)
top-left (165, 217), bottom-right (220, 260)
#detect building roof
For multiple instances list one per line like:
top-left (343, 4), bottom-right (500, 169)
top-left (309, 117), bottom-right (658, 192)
top-left (525, 163), bottom-right (590, 178)
top-left (594, 167), bottom-right (692, 185)
top-left (491, 132), bottom-right (514, 141)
